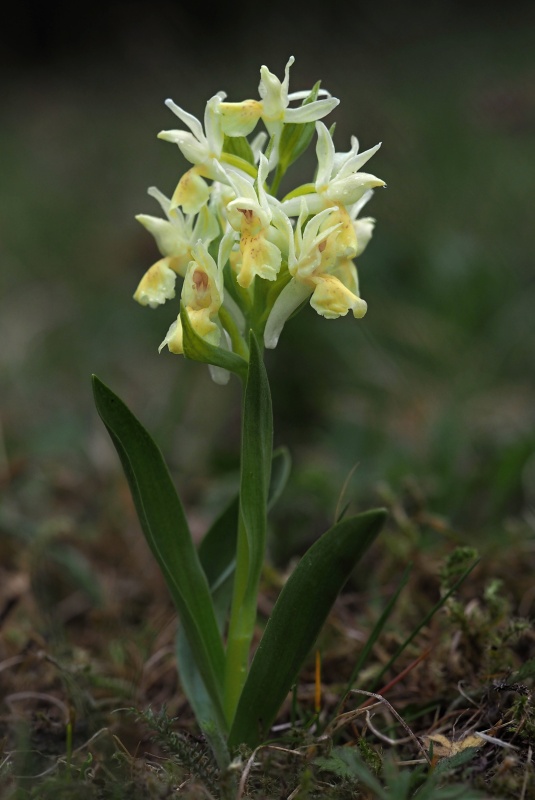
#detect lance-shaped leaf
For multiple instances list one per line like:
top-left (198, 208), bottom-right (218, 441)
top-left (176, 494), bottom-right (239, 735)
top-left (228, 508), bottom-right (387, 748)
top-left (181, 302), bottom-right (248, 381)
top-left (92, 375), bottom-right (227, 731)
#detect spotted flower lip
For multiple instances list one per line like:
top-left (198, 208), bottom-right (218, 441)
top-left (158, 235), bottom-right (232, 357)
top-left (224, 155), bottom-right (282, 287)
top-left (264, 200), bottom-right (368, 349)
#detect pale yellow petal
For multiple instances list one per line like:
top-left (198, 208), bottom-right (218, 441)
top-left (133, 258), bottom-right (177, 308)
top-left (219, 100), bottom-right (263, 137)
top-left (171, 167), bottom-right (210, 214)
top-left (159, 316), bottom-right (184, 354)
top-left (236, 233), bottom-right (281, 288)
top-left (320, 204), bottom-right (358, 261)
top-left (309, 274), bottom-right (367, 319)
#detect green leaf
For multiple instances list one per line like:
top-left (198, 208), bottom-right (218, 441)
top-left (91, 376), bottom-right (227, 731)
top-left (223, 135), bottom-right (255, 166)
top-left (181, 302), bottom-right (248, 381)
top-left (315, 747), bottom-right (387, 798)
top-left (433, 747), bottom-right (480, 777)
top-left (228, 508), bottom-right (387, 748)
top-left (176, 493), bottom-right (239, 737)
top-left (268, 447), bottom-right (291, 510)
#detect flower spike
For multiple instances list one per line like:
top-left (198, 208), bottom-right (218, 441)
top-left (134, 58), bottom-right (384, 371)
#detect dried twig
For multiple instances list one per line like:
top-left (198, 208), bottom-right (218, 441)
top-left (351, 690), bottom-right (432, 765)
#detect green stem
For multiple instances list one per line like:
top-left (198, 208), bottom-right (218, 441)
top-left (269, 163), bottom-right (285, 197)
top-left (224, 509), bottom-right (256, 722)
top-left (223, 333), bottom-right (273, 725)
top-left (219, 306), bottom-right (249, 361)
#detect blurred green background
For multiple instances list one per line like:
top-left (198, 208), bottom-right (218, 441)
top-left (1, 2), bottom-right (534, 546)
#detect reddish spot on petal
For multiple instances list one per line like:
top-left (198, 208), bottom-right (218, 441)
top-left (237, 207), bottom-right (254, 222)
top-left (192, 269), bottom-right (209, 291)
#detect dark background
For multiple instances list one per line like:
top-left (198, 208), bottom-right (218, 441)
top-left (1, 0), bottom-right (534, 538)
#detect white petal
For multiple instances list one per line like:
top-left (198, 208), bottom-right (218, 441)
top-left (281, 193), bottom-right (323, 217)
top-left (135, 214), bottom-right (184, 257)
top-left (193, 204), bottom-right (220, 245)
top-left (224, 167), bottom-right (256, 200)
top-left (288, 88), bottom-right (333, 100)
top-left (270, 205), bottom-right (295, 264)
top-left (348, 189), bottom-right (374, 220)
top-left (326, 173), bottom-right (385, 205)
top-left (204, 93), bottom-right (225, 156)
top-left (302, 218), bottom-right (342, 257)
top-left (164, 99), bottom-right (205, 142)
top-left (355, 217), bottom-right (376, 256)
top-left (250, 131), bottom-right (268, 162)
top-left (264, 279), bottom-right (311, 349)
top-left (158, 130), bottom-right (208, 165)
top-left (284, 97), bottom-right (339, 124)
top-left (281, 56), bottom-right (295, 99)
top-left (209, 364), bottom-right (231, 385)
top-left (255, 155), bottom-right (272, 218)
top-left (217, 229), bottom-right (236, 272)
top-left (147, 186), bottom-right (172, 216)
top-left (315, 122), bottom-right (335, 188)
top-left (258, 65), bottom-right (285, 118)
top-left (333, 135), bottom-right (360, 174)
top-left (335, 142), bottom-right (382, 181)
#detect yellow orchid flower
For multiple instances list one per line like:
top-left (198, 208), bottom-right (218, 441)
top-left (225, 155), bottom-right (282, 288)
top-left (158, 93), bottom-right (229, 214)
top-left (134, 187), bottom-right (219, 307)
top-left (282, 121), bottom-right (385, 216)
top-left (264, 202), bottom-right (367, 348)
top-left (159, 233), bottom-right (233, 357)
top-left (219, 57), bottom-right (339, 168)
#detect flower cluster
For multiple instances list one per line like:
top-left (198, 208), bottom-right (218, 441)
top-left (134, 57), bottom-right (385, 381)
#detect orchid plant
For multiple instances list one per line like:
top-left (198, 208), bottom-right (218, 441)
top-left (92, 57), bottom-right (387, 761)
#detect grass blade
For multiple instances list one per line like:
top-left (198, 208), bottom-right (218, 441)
top-left (370, 559), bottom-right (480, 691)
top-left (334, 564), bottom-right (412, 716)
